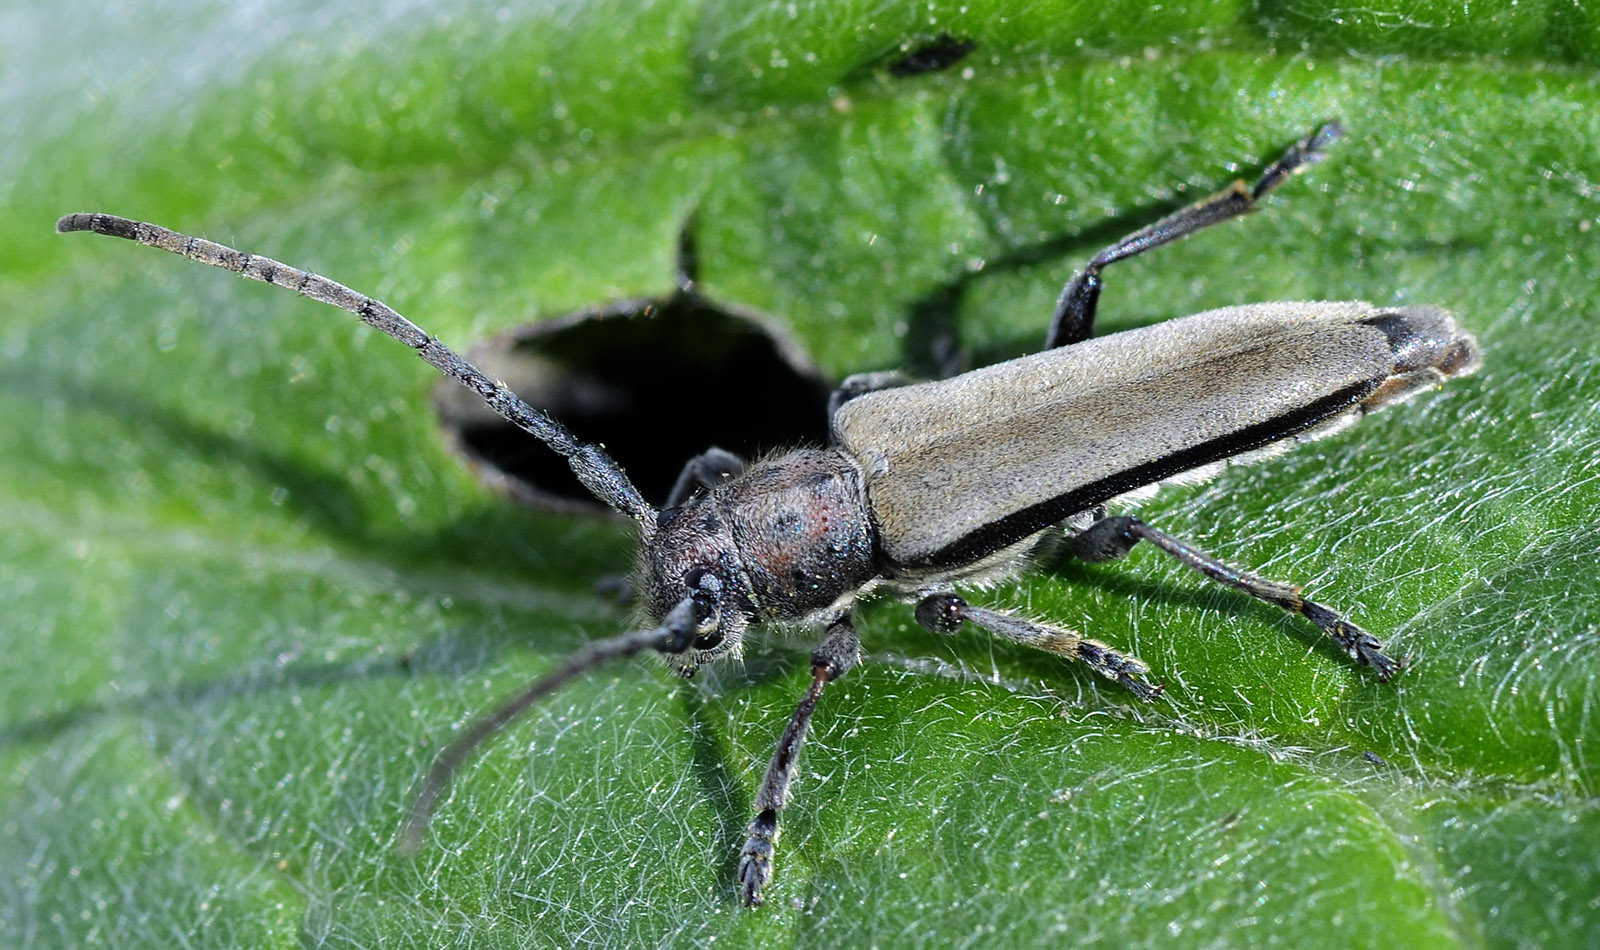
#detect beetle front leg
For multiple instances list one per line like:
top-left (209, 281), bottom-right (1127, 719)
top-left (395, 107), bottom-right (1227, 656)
top-left (913, 593), bottom-right (1163, 700)
top-left (591, 448), bottom-right (749, 602)
top-left (664, 447), bottom-right (746, 508)
top-left (738, 616), bottom-right (860, 906)
top-left (1070, 515), bottom-right (1404, 680)
top-left (1046, 122), bottom-right (1342, 349)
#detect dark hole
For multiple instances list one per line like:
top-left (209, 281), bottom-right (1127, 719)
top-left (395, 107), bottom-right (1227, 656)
top-left (434, 295), bottom-right (832, 513)
top-left (888, 34), bottom-right (978, 78)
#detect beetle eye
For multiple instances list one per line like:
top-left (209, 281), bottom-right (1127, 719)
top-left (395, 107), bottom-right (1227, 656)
top-left (691, 606), bottom-right (724, 650)
top-left (689, 585), bottom-right (723, 649)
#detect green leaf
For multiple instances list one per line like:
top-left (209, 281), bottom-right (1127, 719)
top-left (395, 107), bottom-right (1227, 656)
top-left (5, 1), bottom-right (1598, 946)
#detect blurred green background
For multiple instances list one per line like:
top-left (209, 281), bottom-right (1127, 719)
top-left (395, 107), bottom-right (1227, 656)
top-left (3, 1), bottom-right (1598, 946)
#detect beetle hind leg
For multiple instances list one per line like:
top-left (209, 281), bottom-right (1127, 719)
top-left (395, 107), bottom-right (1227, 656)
top-left (1047, 122), bottom-right (1342, 349)
top-left (1070, 515), bottom-right (1405, 681)
top-left (913, 593), bottom-right (1163, 700)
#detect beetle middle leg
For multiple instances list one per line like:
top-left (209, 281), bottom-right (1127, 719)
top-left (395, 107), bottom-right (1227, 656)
top-left (737, 616), bottom-right (860, 906)
top-left (827, 370), bottom-right (911, 420)
top-left (1070, 515), bottom-right (1404, 680)
top-left (1046, 122), bottom-right (1343, 349)
top-left (913, 593), bottom-right (1163, 700)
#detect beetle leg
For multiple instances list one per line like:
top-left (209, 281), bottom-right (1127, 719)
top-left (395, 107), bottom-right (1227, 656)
top-left (589, 448), bottom-right (747, 600)
top-left (1046, 122), bottom-right (1342, 349)
top-left (913, 593), bottom-right (1163, 700)
top-left (737, 616), bottom-right (860, 906)
top-left (664, 447), bottom-right (746, 508)
top-left (827, 370), bottom-right (911, 421)
top-left (1070, 515), bottom-right (1404, 680)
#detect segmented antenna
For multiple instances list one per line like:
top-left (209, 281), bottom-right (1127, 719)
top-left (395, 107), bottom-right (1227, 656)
top-left (56, 212), bottom-right (657, 527)
top-left (396, 593), bottom-right (700, 853)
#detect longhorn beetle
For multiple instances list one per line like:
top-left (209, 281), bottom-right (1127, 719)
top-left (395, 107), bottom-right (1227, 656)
top-left (58, 122), bottom-right (1479, 906)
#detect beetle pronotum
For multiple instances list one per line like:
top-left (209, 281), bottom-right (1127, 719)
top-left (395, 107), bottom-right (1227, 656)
top-left (58, 122), bottom-right (1478, 905)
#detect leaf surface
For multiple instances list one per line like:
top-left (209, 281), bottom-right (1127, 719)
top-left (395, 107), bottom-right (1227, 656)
top-left (4, 1), bottom-right (1598, 946)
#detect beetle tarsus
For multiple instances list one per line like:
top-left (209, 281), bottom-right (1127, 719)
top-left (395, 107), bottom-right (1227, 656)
top-left (916, 593), bottom-right (1160, 700)
top-left (1046, 122), bottom-right (1344, 349)
top-left (737, 619), bottom-right (860, 908)
top-left (1301, 602), bottom-right (1404, 680)
top-left (737, 808), bottom-right (779, 906)
top-left (1074, 638), bottom-right (1163, 701)
top-left (1250, 120), bottom-right (1342, 200)
top-left (1072, 516), bottom-right (1406, 681)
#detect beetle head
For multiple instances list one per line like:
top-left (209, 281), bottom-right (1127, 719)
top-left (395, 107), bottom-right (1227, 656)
top-left (639, 496), bottom-right (757, 675)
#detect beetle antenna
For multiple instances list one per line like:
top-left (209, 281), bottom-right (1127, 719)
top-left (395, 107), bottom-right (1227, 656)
top-left (55, 212), bottom-right (657, 527)
top-left (396, 593), bottom-right (702, 854)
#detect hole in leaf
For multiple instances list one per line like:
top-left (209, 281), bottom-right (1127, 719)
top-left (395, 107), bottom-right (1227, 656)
top-left (434, 294), bottom-right (832, 513)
